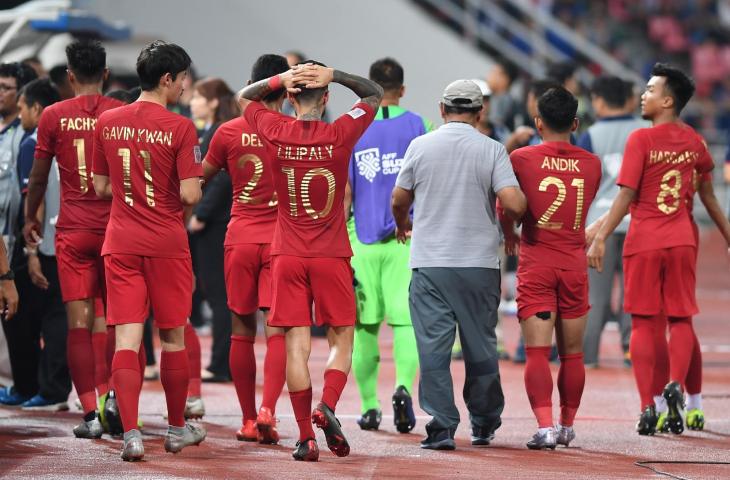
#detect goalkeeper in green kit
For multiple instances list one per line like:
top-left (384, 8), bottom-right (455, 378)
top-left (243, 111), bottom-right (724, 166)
top-left (345, 58), bottom-right (432, 432)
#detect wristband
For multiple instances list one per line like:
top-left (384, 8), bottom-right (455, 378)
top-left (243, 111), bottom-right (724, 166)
top-left (268, 75), bottom-right (282, 91)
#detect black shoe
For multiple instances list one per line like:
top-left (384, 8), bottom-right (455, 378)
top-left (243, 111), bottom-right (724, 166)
top-left (663, 381), bottom-right (685, 435)
top-left (636, 405), bottom-right (658, 436)
top-left (103, 390), bottom-right (124, 437)
top-left (392, 386), bottom-right (416, 433)
top-left (312, 402), bottom-right (350, 457)
top-left (471, 421), bottom-right (499, 446)
top-left (420, 422), bottom-right (456, 450)
top-left (292, 438), bottom-right (319, 461)
top-left (357, 409), bottom-right (381, 431)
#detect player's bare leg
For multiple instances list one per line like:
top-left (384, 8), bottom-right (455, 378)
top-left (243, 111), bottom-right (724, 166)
top-left (285, 325), bottom-right (318, 461)
top-left (521, 313), bottom-right (557, 450)
top-left (554, 314), bottom-right (588, 447)
top-left (311, 326), bottom-right (352, 457)
top-left (66, 299), bottom-right (102, 439)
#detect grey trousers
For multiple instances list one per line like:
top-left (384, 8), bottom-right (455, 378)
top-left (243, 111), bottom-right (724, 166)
top-left (583, 232), bottom-right (631, 365)
top-left (409, 267), bottom-right (504, 432)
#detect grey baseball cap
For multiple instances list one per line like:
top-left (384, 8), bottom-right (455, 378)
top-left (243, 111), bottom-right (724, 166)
top-left (442, 79), bottom-right (483, 108)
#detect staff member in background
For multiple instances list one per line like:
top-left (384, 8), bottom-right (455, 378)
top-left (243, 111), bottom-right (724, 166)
top-left (188, 78), bottom-right (239, 386)
top-left (392, 79), bottom-right (526, 451)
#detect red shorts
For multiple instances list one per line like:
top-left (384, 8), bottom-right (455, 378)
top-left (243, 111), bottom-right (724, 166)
top-left (516, 266), bottom-right (589, 321)
top-left (224, 243), bottom-right (271, 315)
top-left (104, 254), bottom-right (192, 329)
top-left (55, 230), bottom-right (105, 303)
top-left (623, 246), bottom-right (697, 317)
top-left (269, 255), bottom-right (355, 328)
top-left (94, 297), bottom-right (105, 318)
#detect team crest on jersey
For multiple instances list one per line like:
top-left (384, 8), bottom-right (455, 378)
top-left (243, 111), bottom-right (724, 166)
top-left (193, 145), bottom-right (202, 163)
top-left (354, 147), bottom-right (381, 182)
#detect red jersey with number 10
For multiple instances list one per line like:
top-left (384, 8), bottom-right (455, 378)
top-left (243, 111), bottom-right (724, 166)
top-left (510, 141), bottom-right (602, 271)
top-left (617, 123), bottom-right (713, 256)
top-left (205, 116), bottom-right (277, 246)
top-left (35, 95), bottom-right (124, 232)
top-left (244, 101), bottom-right (376, 257)
top-left (92, 101), bottom-right (202, 258)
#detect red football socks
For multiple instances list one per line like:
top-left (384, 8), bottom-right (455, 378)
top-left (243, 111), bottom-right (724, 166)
top-left (685, 329), bottom-right (702, 395)
top-left (322, 369), bottom-right (348, 411)
top-left (557, 353), bottom-right (584, 427)
top-left (289, 387), bottom-right (316, 441)
top-left (630, 315), bottom-right (657, 409)
top-left (651, 315), bottom-right (669, 396)
top-left (91, 331), bottom-right (109, 397)
top-left (185, 323), bottom-right (202, 397)
top-left (262, 334), bottom-right (286, 414)
top-left (668, 316), bottom-right (694, 386)
top-left (230, 335), bottom-right (256, 422)
top-left (67, 328), bottom-right (97, 414)
top-left (112, 349), bottom-right (142, 432)
top-left (138, 344), bottom-right (146, 384)
top-left (160, 349), bottom-right (189, 428)
top-left (524, 346), bottom-right (553, 428)
top-left (106, 327), bottom-right (116, 390)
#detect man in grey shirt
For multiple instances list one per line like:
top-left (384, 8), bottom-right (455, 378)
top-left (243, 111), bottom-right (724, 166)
top-left (578, 76), bottom-right (648, 368)
top-left (392, 80), bottom-right (526, 450)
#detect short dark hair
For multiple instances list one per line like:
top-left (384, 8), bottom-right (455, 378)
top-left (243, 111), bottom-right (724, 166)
top-left (537, 86), bottom-right (578, 133)
top-left (48, 65), bottom-right (69, 86)
top-left (496, 59), bottom-right (518, 84)
top-left (0, 62), bottom-right (38, 89)
top-left (651, 62), bottom-right (695, 114)
top-left (369, 57), bottom-right (404, 92)
top-left (106, 89), bottom-right (134, 104)
top-left (443, 105), bottom-right (482, 115)
top-left (20, 78), bottom-right (60, 109)
top-left (251, 54), bottom-right (290, 102)
top-left (293, 60), bottom-right (328, 104)
top-left (591, 75), bottom-right (630, 109)
top-left (65, 40), bottom-right (106, 84)
top-left (529, 79), bottom-right (561, 99)
top-left (547, 61), bottom-right (577, 85)
top-left (136, 41), bottom-right (192, 91)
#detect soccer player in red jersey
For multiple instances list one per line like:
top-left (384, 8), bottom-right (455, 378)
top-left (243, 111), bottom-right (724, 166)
top-left (238, 61), bottom-right (383, 461)
top-left (91, 41), bottom-right (205, 461)
top-left (587, 63), bottom-right (714, 436)
top-left (23, 40), bottom-right (124, 438)
top-left (202, 54), bottom-right (290, 444)
top-left (501, 86), bottom-right (601, 450)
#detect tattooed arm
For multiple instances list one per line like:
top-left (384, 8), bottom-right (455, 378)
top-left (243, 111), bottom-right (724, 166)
top-left (237, 69), bottom-right (299, 111)
top-left (332, 70), bottom-right (384, 111)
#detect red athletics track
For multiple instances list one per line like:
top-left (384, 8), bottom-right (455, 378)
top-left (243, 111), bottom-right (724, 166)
top-left (1, 228), bottom-right (729, 479)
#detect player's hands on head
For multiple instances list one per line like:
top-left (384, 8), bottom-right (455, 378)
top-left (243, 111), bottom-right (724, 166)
top-left (586, 238), bottom-right (605, 273)
top-left (290, 63), bottom-right (334, 90)
top-left (22, 220), bottom-right (43, 248)
top-left (28, 255), bottom-right (49, 290)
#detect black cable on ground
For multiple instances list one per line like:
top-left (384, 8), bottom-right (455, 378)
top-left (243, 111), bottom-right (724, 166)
top-left (634, 460), bottom-right (730, 480)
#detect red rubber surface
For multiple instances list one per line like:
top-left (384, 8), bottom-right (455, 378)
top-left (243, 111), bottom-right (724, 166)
top-left (1, 229), bottom-right (729, 479)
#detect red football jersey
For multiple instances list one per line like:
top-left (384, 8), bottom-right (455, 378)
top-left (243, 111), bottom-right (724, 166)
top-left (617, 123), bottom-right (713, 256)
top-left (92, 101), bottom-right (202, 258)
top-left (35, 95), bottom-right (124, 232)
top-left (510, 141), bottom-right (602, 271)
top-left (205, 116), bottom-right (277, 246)
top-left (244, 101), bottom-right (376, 257)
